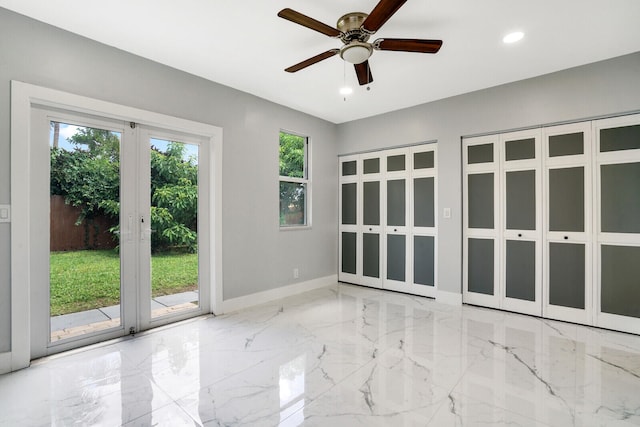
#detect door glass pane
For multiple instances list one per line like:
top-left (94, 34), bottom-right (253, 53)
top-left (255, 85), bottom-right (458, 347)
top-left (414, 177), bottom-right (435, 227)
top-left (549, 167), bottom-right (584, 232)
top-left (549, 243), bottom-right (585, 309)
top-left (341, 232), bottom-right (357, 274)
top-left (387, 179), bottom-right (406, 226)
top-left (468, 173), bottom-right (494, 229)
top-left (505, 138), bottom-right (536, 161)
top-left (467, 144), bottom-right (493, 164)
top-left (414, 151), bottom-right (434, 169)
top-left (468, 238), bottom-right (494, 295)
top-left (342, 160), bottom-right (357, 176)
top-left (505, 240), bottom-right (536, 301)
top-left (601, 245), bottom-right (640, 318)
top-left (387, 155), bottom-right (406, 172)
top-left (387, 234), bottom-right (406, 281)
top-left (150, 139), bottom-right (199, 318)
top-left (506, 170), bottom-right (536, 230)
top-left (600, 125), bottom-right (640, 152)
top-left (363, 233), bottom-right (380, 278)
top-left (414, 236), bottom-right (434, 286)
top-left (601, 162), bottom-right (640, 233)
top-left (342, 183), bottom-right (357, 225)
top-left (549, 132), bottom-right (584, 157)
top-left (363, 181), bottom-right (380, 226)
top-left (363, 158), bottom-right (380, 174)
top-left (49, 122), bottom-right (122, 342)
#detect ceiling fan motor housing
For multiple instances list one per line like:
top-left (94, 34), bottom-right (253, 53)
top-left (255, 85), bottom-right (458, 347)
top-left (337, 12), bottom-right (373, 64)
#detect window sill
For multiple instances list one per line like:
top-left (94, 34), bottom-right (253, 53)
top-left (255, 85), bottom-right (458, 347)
top-left (279, 225), bottom-right (312, 231)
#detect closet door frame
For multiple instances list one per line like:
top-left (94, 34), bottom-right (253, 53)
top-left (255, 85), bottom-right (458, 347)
top-left (542, 122), bottom-right (593, 325)
top-left (463, 134), bottom-right (501, 308)
top-left (593, 113), bottom-right (640, 335)
top-left (499, 129), bottom-right (543, 316)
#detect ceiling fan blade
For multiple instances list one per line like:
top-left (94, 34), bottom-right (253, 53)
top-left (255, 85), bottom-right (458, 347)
top-left (278, 8), bottom-right (341, 37)
top-left (362, 0), bottom-right (407, 33)
top-left (285, 49), bottom-right (340, 73)
top-left (374, 38), bottom-right (443, 53)
top-left (354, 61), bottom-right (374, 86)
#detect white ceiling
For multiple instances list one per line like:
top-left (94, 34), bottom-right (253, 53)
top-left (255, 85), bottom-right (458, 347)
top-left (2, 0), bottom-right (640, 124)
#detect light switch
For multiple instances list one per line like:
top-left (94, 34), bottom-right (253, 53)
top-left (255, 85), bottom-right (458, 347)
top-left (0, 205), bottom-right (10, 223)
top-left (443, 207), bottom-right (451, 219)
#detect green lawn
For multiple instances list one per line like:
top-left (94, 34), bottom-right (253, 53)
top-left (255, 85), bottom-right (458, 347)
top-left (50, 249), bottom-right (197, 316)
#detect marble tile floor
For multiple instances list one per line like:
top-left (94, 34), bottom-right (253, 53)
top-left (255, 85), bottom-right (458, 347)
top-left (1, 283), bottom-right (640, 426)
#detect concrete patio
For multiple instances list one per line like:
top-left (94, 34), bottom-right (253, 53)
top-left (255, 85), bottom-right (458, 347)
top-left (50, 291), bottom-right (199, 341)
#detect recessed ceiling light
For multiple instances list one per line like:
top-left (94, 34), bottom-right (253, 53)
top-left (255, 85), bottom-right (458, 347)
top-left (339, 86), bottom-right (353, 96)
top-left (503, 31), bottom-right (524, 44)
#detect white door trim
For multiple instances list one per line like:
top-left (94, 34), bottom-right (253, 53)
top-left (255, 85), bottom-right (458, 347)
top-left (5, 80), bottom-right (223, 374)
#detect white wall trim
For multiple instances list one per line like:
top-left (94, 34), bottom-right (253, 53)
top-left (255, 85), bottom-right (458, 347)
top-left (436, 290), bottom-right (463, 306)
top-left (220, 275), bottom-right (337, 314)
top-left (5, 80), bottom-right (223, 374)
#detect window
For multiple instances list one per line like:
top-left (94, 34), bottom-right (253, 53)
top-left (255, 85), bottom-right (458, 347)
top-left (279, 131), bottom-right (309, 227)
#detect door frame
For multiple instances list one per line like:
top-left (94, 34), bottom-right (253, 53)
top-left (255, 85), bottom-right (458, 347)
top-left (7, 81), bottom-right (223, 373)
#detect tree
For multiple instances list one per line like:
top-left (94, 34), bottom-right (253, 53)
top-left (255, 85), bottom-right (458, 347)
top-left (51, 128), bottom-right (198, 253)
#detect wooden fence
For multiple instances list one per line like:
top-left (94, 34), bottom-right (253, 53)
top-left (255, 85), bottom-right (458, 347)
top-left (50, 195), bottom-right (117, 251)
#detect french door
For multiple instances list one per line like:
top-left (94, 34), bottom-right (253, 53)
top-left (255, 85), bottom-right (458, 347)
top-left (31, 107), bottom-right (210, 358)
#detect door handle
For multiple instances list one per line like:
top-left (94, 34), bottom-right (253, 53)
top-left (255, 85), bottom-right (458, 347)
top-left (140, 215), bottom-right (155, 241)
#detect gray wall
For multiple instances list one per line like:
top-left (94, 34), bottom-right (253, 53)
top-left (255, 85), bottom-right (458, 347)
top-left (337, 51), bottom-right (640, 295)
top-left (0, 8), bottom-right (338, 352)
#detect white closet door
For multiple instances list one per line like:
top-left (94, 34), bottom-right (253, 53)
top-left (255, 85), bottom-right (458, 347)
top-left (463, 135), bottom-right (501, 308)
top-left (500, 129), bottom-right (543, 316)
top-left (593, 113), bottom-right (640, 335)
top-left (339, 155), bottom-right (360, 284)
top-left (543, 122), bottom-right (592, 324)
top-left (383, 148), bottom-right (411, 293)
top-left (361, 152), bottom-right (383, 288)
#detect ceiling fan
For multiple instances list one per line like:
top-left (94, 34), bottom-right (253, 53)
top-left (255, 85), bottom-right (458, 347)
top-left (277, 0), bottom-right (443, 86)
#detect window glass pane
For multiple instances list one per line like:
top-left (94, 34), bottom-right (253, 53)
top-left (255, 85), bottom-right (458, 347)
top-left (414, 177), bottom-right (434, 227)
top-left (600, 124), bottom-right (640, 152)
top-left (387, 155), bottom-right (405, 172)
top-left (549, 132), bottom-right (584, 157)
top-left (468, 238), bottom-right (494, 295)
top-left (341, 183), bottom-right (357, 225)
top-left (549, 167), bottom-right (584, 232)
top-left (363, 233), bottom-right (380, 278)
top-left (364, 158), bottom-right (380, 174)
top-left (601, 245), bottom-right (640, 318)
top-left (505, 138), bottom-right (536, 161)
top-left (506, 170), bottom-right (536, 230)
top-left (279, 132), bottom-right (305, 178)
top-left (387, 179), bottom-right (405, 226)
top-left (467, 144), bottom-right (493, 164)
top-left (341, 232), bottom-right (357, 274)
top-left (505, 240), bottom-right (536, 301)
top-left (468, 173), bottom-right (494, 229)
top-left (414, 151), bottom-right (434, 169)
top-left (414, 236), bottom-right (434, 286)
top-left (363, 181), bottom-right (380, 226)
top-left (387, 234), bottom-right (406, 281)
top-left (342, 160), bottom-right (356, 176)
top-left (601, 162), bottom-right (640, 233)
top-left (549, 243), bottom-right (585, 309)
top-left (279, 182), bottom-right (306, 226)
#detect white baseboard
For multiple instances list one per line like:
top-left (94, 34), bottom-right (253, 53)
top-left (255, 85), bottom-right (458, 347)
top-left (436, 290), bottom-right (463, 306)
top-left (219, 274), bottom-right (337, 314)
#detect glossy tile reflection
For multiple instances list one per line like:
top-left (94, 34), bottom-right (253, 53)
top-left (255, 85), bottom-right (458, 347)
top-left (1, 283), bottom-right (640, 426)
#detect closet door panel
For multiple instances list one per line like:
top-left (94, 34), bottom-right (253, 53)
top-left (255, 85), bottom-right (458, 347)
top-left (414, 236), bottom-right (434, 286)
top-left (549, 243), bottom-right (585, 310)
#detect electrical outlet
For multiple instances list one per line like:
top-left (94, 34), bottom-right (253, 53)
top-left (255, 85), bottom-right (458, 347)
top-left (0, 205), bottom-right (10, 223)
top-left (443, 207), bottom-right (451, 219)
top-left (293, 268), bottom-right (299, 279)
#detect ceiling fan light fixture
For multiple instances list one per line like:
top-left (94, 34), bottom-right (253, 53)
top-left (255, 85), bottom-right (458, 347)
top-left (339, 86), bottom-right (353, 95)
top-left (340, 42), bottom-right (373, 64)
